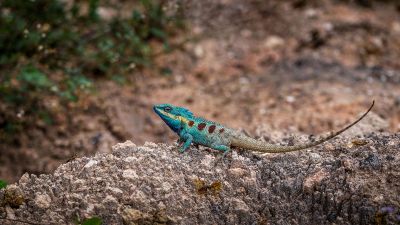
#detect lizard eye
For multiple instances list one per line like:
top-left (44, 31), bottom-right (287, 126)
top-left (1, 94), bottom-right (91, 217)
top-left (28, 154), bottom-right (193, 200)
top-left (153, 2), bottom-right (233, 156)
top-left (164, 106), bottom-right (172, 112)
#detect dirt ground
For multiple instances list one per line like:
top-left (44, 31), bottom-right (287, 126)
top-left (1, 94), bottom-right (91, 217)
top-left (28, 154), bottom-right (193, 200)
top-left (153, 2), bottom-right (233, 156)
top-left (1, 0), bottom-right (400, 182)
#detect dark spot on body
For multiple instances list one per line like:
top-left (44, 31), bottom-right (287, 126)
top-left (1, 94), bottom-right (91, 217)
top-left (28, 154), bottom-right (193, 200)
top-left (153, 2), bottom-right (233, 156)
top-left (198, 123), bottom-right (206, 131)
top-left (188, 121), bottom-right (194, 127)
top-left (208, 125), bottom-right (216, 133)
top-left (219, 128), bottom-right (225, 133)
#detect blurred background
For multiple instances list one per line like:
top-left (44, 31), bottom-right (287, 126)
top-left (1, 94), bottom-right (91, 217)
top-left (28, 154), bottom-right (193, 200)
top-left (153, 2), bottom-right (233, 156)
top-left (0, 0), bottom-right (399, 183)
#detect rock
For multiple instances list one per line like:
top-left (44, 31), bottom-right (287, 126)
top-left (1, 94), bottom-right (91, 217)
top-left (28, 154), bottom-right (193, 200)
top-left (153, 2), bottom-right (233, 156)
top-left (264, 36), bottom-right (285, 49)
top-left (120, 208), bottom-right (152, 225)
top-left (303, 169), bottom-right (328, 193)
top-left (194, 45), bottom-right (204, 58)
top-left (2, 185), bottom-right (24, 208)
top-left (34, 193), bottom-right (51, 209)
top-left (342, 111), bottom-right (389, 137)
top-left (304, 8), bottom-right (319, 19)
top-left (120, 207), bottom-right (174, 225)
top-left (97, 7), bottom-right (117, 21)
top-left (0, 133), bottom-right (399, 224)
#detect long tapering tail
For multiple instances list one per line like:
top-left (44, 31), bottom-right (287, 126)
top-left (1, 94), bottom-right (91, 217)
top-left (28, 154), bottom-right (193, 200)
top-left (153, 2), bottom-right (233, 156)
top-left (231, 101), bottom-right (375, 153)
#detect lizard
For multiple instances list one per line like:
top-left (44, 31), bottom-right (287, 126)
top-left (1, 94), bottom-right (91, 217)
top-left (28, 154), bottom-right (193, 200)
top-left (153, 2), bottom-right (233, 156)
top-left (153, 101), bottom-right (374, 157)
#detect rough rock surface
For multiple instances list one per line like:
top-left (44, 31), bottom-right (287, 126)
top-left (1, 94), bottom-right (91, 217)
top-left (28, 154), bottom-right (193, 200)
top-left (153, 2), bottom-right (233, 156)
top-left (1, 132), bottom-right (400, 224)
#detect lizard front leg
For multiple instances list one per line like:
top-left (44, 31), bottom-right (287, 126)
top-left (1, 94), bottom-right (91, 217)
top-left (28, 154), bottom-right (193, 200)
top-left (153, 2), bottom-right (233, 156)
top-left (178, 131), bottom-right (193, 153)
top-left (176, 137), bottom-right (184, 145)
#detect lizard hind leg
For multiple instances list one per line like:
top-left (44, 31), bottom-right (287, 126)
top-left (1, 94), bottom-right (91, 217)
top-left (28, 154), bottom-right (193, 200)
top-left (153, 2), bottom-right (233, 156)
top-left (210, 144), bottom-right (231, 165)
top-left (211, 144), bottom-right (230, 154)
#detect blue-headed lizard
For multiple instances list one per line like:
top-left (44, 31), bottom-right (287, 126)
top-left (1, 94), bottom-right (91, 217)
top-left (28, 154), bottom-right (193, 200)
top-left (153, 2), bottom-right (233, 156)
top-left (153, 101), bottom-right (374, 157)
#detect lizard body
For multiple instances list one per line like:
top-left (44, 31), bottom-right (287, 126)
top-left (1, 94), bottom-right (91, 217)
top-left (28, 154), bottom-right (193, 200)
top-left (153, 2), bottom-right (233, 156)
top-left (153, 101), bottom-right (374, 156)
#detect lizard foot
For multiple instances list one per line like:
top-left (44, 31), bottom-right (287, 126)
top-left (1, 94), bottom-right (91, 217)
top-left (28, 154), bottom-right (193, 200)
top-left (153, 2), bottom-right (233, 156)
top-left (213, 147), bottom-right (231, 167)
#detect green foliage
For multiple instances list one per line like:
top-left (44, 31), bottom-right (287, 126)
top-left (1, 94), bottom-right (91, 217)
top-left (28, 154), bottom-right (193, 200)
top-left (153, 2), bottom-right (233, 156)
top-left (0, 180), bottom-right (7, 189)
top-left (0, 0), bottom-right (184, 139)
top-left (60, 69), bottom-right (93, 102)
top-left (82, 217), bottom-right (102, 225)
top-left (160, 67), bottom-right (173, 76)
top-left (0, 0), bottom-right (76, 65)
top-left (18, 66), bottom-right (53, 89)
top-left (89, 0), bottom-right (100, 21)
top-left (0, 0), bottom-right (182, 69)
top-left (2, 65), bottom-right (91, 103)
top-left (0, 65), bottom-right (93, 141)
top-left (73, 216), bottom-right (103, 225)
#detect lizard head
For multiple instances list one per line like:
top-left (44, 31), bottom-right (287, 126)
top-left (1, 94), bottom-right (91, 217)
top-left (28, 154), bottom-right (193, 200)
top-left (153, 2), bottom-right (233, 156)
top-left (153, 104), bottom-right (193, 133)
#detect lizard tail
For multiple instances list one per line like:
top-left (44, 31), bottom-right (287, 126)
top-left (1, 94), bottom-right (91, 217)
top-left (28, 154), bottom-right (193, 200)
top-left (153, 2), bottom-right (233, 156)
top-left (230, 100), bottom-right (375, 153)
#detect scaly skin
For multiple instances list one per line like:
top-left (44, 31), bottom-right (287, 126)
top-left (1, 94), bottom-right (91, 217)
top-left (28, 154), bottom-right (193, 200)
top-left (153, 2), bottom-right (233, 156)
top-left (153, 101), bottom-right (374, 156)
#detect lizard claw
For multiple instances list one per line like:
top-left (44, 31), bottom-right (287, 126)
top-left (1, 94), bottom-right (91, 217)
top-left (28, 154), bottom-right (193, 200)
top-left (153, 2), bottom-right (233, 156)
top-left (179, 148), bottom-right (186, 153)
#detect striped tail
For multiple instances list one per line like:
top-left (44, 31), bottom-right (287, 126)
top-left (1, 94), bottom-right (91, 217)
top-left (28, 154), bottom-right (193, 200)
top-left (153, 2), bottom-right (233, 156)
top-left (231, 101), bottom-right (374, 153)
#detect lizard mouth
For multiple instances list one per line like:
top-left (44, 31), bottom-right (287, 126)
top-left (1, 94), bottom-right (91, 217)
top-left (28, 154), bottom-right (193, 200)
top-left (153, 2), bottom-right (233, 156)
top-left (153, 105), bottom-right (166, 115)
